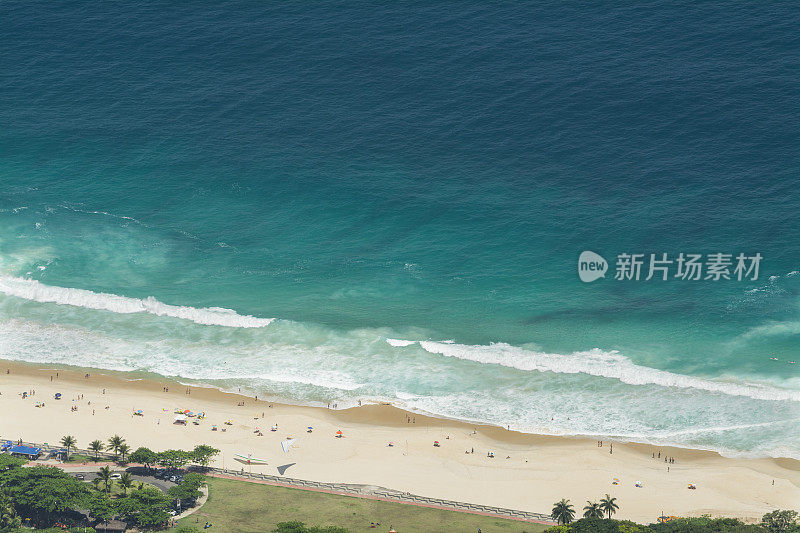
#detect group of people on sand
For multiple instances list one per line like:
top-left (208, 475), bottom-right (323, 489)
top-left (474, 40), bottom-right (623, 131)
top-left (597, 441), bottom-right (613, 454)
top-left (652, 451), bottom-right (676, 464)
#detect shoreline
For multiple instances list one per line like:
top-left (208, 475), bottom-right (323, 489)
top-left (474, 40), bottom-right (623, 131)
top-left (1, 358), bottom-right (798, 524)
top-left (2, 357), bottom-right (791, 462)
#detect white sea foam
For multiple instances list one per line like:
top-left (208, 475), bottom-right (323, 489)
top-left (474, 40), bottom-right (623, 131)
top-left (0, 276), bottom-right (274, 328)
top-left (386, 338), bottom-right (416, 347)
top-left (738, 321), bottom-right (800, 341)
top-left (414, 340), bottom-right (800, 402)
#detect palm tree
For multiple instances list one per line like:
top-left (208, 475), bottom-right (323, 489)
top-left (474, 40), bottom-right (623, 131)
top-left (600, 494), bottom-right (619, 519)
top-left (119, 472), bottom-right (134, 495)
top-left (89, 440), bottom-right (105, 461)
top-left (583, 501), bottom-right (603, 519)
top-left (551, 499), bottom-right (575, 525)
top-left (60, 435), bottom-right (76, 462)
top-left (107, 435), bottom-right (125, 460)
top-left (98, 466), bottom-right (112, 493)
top-left (118, 443), bottom-right (130, 463)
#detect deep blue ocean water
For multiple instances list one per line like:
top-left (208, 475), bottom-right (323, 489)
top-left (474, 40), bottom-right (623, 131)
top-left (1, 2), bottom-right (798, 457)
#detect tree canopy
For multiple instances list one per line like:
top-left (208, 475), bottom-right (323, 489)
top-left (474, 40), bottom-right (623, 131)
top-left (0, 466), bottom-right (89, 527)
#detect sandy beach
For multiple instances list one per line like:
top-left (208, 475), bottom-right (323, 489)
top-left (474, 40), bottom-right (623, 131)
top-left (1, 360), bottom-right (797, 525)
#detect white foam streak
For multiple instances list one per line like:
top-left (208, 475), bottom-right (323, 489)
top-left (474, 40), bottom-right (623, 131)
top-left (0, 276), bottom-right (274, 328)
top-left (416, 341), bottom-right (799, 402)
top-left (385, 338), bottom-right (416, 347)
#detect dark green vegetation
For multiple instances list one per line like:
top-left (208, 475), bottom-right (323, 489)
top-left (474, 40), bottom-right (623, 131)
top-left (0, 447), bottom-right (214, 532)
top-left (544, 508), bottom-right (799, 532)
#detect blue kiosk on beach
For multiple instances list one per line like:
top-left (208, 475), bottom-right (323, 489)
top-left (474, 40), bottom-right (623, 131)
top-left (8, 444), bottom-right (42, 459)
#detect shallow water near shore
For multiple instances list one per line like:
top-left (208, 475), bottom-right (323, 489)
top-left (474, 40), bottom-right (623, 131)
top-left (1, 2), bottom-right (799, 458)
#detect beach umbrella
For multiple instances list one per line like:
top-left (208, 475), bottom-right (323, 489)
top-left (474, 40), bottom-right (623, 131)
top-left (307, 426), bottom-right (313, 432)
top-left (336, 430), bottom-right (343, 437)
top-left (281, 438), bottom-right (296, 453)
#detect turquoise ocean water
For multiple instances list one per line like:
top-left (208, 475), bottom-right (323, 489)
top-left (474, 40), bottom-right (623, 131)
top-left (1, 2), bottom-right (798, 457)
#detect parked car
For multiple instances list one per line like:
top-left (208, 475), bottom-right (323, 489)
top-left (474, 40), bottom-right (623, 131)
top-left (110, 473), bottom-right (122, 479)
top-left (75, 473), bottom-right (85, 480)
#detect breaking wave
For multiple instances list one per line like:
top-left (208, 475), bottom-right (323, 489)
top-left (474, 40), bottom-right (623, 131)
top-left (410, 340), bottom-right (799, 402)
top-left (0, 276), bottom-right (274, 328)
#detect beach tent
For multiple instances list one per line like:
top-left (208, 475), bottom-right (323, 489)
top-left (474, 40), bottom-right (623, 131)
top-left (174, 414), bottom-right (188, 424)
top-left (281, 438), bottom-right (296, 453)
top-left (9, 445), bottom-right (42, 458)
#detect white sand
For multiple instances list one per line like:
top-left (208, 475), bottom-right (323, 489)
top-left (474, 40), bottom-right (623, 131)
top-left (1, 362), bottom-right (797, 524)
